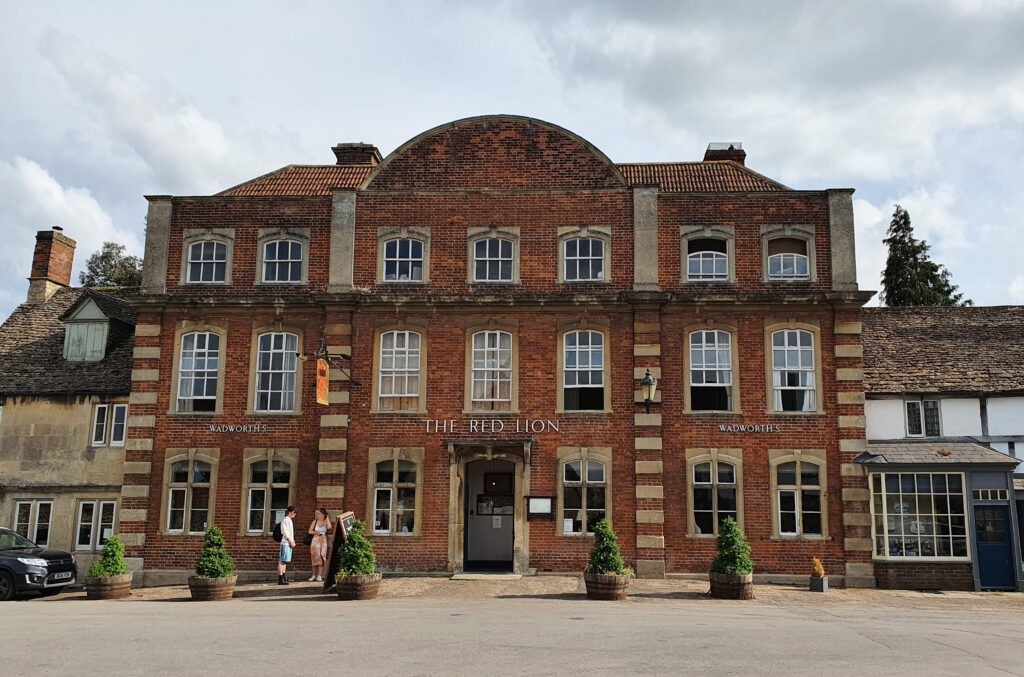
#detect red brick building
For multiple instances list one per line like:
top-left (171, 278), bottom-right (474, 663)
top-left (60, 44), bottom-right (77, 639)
top-left (121, 115), bottom-right (874, 585)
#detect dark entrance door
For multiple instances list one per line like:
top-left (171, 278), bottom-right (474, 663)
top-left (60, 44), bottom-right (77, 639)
top-left (464, 459), bottom-right (514, 571)
top-left (975, 505), bottom-right (1016, 590)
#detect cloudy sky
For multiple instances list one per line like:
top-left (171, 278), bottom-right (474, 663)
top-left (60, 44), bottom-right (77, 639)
top-left (2, 0), bottom-right (1023, 319)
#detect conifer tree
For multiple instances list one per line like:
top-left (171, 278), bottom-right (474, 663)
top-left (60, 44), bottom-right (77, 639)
top-left (880, 205), bottom-right (971, 306)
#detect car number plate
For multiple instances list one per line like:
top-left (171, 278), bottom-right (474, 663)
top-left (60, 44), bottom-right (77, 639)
top-left (52, 571), bottom-right (72, 580)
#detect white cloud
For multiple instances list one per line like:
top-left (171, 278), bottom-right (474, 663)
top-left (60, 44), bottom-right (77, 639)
top-left (1009, 275), bottom-right (1024, 303)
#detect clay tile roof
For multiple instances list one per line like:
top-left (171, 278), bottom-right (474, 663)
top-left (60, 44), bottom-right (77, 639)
top-left (862, 306), bottom-right (1024, 394)
top-left (217, 165), bottom-right (372, 197)
top-left (615, 161), bottom-right (790, 192)
top-left (0, 287), bottom-right (137, 397)
top-left (858, 441), bottom-right (1017, 466)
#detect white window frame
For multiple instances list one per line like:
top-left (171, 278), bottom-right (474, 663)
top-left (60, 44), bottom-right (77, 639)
top-left (372, 459), bottom-right (418, 535)
top-left (775, 460), bottom-right (823, 537)
top-left (691, 460), bottom-right (738, 536)
top-left (255, 332), bottom-right (299, 413)
top-left (771, 329), bottom-right (816, 412)
top-left (14, 500), bottom-right (53, 546)
top-left (561, 459), bottom-right (607, 535)
top-left (378, 330), bottom-right (422, 411)
top-left (471, 330), bottom-right (513, 409)
top-left (564, 237), bottom-right (605, 282)
top-left (472, 237), bottom-right (514, 283)
top-left (382, 238), bottom-right (425, 282)
top-left (869, 472), bottom-right (970, 561)
top-left (686, 239), bottom-right (729, 281)
top-left (767, 251), bottom-right (809, 280)
top-left (905, 399), bottom-right (941, 437)
top-left (186, 240), bottom-right (228, 284)
top-left (75, 500), bottom-right (117, 551)
top-left (689, 330), bottom-right (733, 411)
top-left (562, 330), bottom-right (605, 412)
top-left (261, 239), bottom-right (304, 283)
top-left (91, 404), bottom-right (109, 446)
top-left (244, 459), bottom-right (293, 534)
top-left (166, 459), bottom-right (212, 534)
top-left (177, 331), bottom-right (221, 413)
top-left (110, 404), bottom-right (127, 446)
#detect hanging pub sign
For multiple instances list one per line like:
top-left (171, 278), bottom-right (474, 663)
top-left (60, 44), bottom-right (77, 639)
top-left (316, 358), bottom-right (330, 406)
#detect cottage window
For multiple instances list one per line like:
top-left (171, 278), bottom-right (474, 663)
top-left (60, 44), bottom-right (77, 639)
top-left (91, 404), bottom-right (109, 446)
top-left (471, 330), bottom-right (513, 410)
top-left (563, 330), bottom-right (604, 411)
top-left (905, 400), bottom-right (941, 437)
top-left (75, 500), bottom-right (116, 550)
top-left (473, 238), bottom-right (514, 282)
top-left (383, 238), bottom-right (424, 282)
top-left (178, 332), bottom-right (220, 413)
top-left (186, 241), bottom-right (228, 283)
top-left (687, 238), bottom-right (728, 281)
top-left (373, 459), bottom-right (417, 535)
top-left (870, 472), bottom-right (969, 559)
top-left (771, 329), bottom-right (816, 412)
top-left (378, 331), bottom-right (421, 412)
top-left (561, 459), bottom-right (606, 534)
top-left (692, 461), bottom-right (738, 535)
top-left (14, 500), bottom-right (52, 546)
top-left (255, 332), bottom-right (298, 413)
top-left (245, 458), bottom-right (293, 534)
top-left (775, 460), bottom-right (823, 536)
top-left (767, 238), bottom-right (809, 280)
top-left (167, 459), bottom-right (212, 533)
top-left (262, 240), bottom-right (303, 283)
top-left (689, 330), bottom-right (733, 411)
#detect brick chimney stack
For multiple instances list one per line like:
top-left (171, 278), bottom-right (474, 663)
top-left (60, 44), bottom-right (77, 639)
top-left (703, 142), bottom-right (746, 166)
top-left (27, 227), bottom-right (76, 302)
top-left (332, 143), bottom-right (382, 166)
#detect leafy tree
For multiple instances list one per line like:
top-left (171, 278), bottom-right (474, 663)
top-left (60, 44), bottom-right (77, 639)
top-left (79, 242), bottom-right (142, 287)
top-left (880, 205), bottom-right (971, 306)
top-left (710, 517), bottom-right (753, 575)
top-left (336, 520), bottom-right (377, 576)
top-left (586, 518), bottom-right (626, 575)
top-left (87, 534), bottom-right (128, 577)
top-left (194, 526), bottom-right (236, 578)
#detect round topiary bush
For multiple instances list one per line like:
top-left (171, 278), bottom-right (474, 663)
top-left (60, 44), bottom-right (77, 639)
top-left (194, 526), bottom-right (236, 578)
top-left (87, 534), bottom-right (127, 578)
top-left (710, 517), bottom-right (753, 576)
top-left (586, 519), bottom-right (625, 575)
top-left (336, 520), bottom-right (376, 576)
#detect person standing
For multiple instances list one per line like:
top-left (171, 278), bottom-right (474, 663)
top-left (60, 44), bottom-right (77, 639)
top-left (307, 507), bottom-right (332, 582)
top-left (278, 505), bottom-right (296, 585)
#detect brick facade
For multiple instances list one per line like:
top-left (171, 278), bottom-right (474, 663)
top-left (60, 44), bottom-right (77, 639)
top-left (123, 115), bottom-right (875, 582)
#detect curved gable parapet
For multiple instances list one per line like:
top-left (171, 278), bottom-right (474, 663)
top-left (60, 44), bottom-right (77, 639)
top-left (362, 115), bottom-right (628, 191)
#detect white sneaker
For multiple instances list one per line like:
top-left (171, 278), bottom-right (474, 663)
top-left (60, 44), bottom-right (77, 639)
top-left (315, 576), bottom-right (323, 582)
top-left (307, 576), bottom-right (316, 582)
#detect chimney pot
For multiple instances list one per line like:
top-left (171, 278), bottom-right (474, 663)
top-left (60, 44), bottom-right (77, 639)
top-left (27, 228), bottom-right (76, 302)
top-left (331, 143), bottom-right (382, 166)
top-left (703, 142), bottom-right (746, 166)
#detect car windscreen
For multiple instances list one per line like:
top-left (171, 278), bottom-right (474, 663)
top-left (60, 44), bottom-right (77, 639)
top-left (0, 530), bottom-right (37, 550)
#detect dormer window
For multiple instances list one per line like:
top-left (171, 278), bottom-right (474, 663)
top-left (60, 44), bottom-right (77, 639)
top-left (62, 297), bottom-right (110, 362)
top-left (687, 238), bottom-right (728, 281)
top-left (767, 238), bottom-right (809, 280)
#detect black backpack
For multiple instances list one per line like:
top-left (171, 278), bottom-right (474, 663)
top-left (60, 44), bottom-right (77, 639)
top-left (272, 521), bottom-right (283, 543)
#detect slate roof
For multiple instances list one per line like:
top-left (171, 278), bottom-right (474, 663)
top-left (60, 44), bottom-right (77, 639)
top-left (0, 287), bottom-right (137, 397)
top-left (215, 161), bottom-right (790, 196)
top-left (857, 441), bottom-right (1018, 466)
top-left (862, 306), bottom-right (1024, 395)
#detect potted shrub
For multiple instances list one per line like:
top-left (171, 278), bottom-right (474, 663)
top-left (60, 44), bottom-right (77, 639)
top-left (188, 525), bottom-right (237, 601)
top-left (85, 534), bottom-right (132, 599)
top-left (709, 517), bottom-right (754, 600)
top-left (810, 557), bottom-right (828, 593)
top-left (583, 519), bottom-right (632, 600)
top-left (335, 520), bottom-right (382, 600)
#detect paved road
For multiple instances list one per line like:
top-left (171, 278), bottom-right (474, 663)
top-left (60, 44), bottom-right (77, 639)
top-left (4, 593), bottom-right (1023, 676)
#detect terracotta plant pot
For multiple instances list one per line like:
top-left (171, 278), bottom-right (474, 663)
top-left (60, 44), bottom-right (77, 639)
top-left (583, 571), bottom-right (631, 600)
top-left (188, 575), bottom-right (237, 601)
top-left (336, 573), bottom-right (382, 600)
top-left (709, 571), bottom-right (754, 600)
top-left (810, 575), bottom-right (828, 593)
top-left (85, 573), bottom-right (133, 600)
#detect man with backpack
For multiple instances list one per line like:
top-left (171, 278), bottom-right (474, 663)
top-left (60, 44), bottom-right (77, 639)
top-left (274, 506), bottom-right (297, 585)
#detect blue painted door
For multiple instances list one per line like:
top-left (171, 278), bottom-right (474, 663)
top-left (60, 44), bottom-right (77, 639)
top-left (975, 505), bottom-right (1015, 590)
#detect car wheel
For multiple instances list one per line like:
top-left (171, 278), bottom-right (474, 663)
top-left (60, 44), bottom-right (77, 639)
top-left (0, 570), bottom-right (14, 601)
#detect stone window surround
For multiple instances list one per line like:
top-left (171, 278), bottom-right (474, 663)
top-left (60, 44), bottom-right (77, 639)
top-left (169, 321), bottom-right (229, 416)
top-left (555, 446), bottom-right (612, 537)
top-left (246, 323), bottom-right (305, 416)
top-left (760, 224), bottom-right (817, 283)
top-left (463, 319), bottom-right (520, 414)
top-left (255, 227), bottom-right (311, 286)
top-left (680, 225), bottom-right (736, 283)
top-left (763, 319), bottom-right (825, 415)
top-left (239, 448), bottom-right (299, 537)
top-left (180, 228), bottom-right (235, 286)
top-left (370, 320), bottom-right (429, 415)
top-left (557, 225), bottom-right (612, 284)
top-left (555, 318), bottom-right (612, 414)
top-left (74, 498), bottom-right (119, 551)
top-left (366, 447), bottom-right (425, 537)
top-left (466, 226), bottom-right (521, 284)
top-left (684, 448), bottom-right (744, 537)
top-left (159, 448), bottom-right (220, 536)
top-left (767, 448), bottom-right (828, 540)
top-left (376, 226), bottom-right (431, 284)
top-left (682, 320), bottom-right (742, 414)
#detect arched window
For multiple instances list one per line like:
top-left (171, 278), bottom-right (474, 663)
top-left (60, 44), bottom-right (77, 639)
top-left (563, 330), bottom-right (604, 411)
top-left (262, 240), bottom-right (303, 283)
top-left (177, 331), bottom-right (220, 412)
top-left (562, 459), bottom-right (606, 534)
top-left (186, 241), bottom-right (228, 283)
top-left (775, 459), bottom-right (822, 536)
top-left (767, 238), bottom-right (809, 280)
top-left (378, 330), bottom-right (422, 411)
top-left (167, 458), bottom-right (212, 533)
top-left (373, 459), bottom-right (418, 535)
top-left (383, 238), bottom-right (424, 282)
top-left (473, 238), bottom-right (514, 282)
top-left (687, 238), bottom-right (728, 281)
top-left (689, 330), bottom-right (732, 411)
top-left (255, 332), bottom-right (299, 412)
top-left (471, 330), bottom-right (512, 410)
top-left (771, 329), bottom-right (815, 412)
top-left (564, 238), bottom-right (605, 281)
